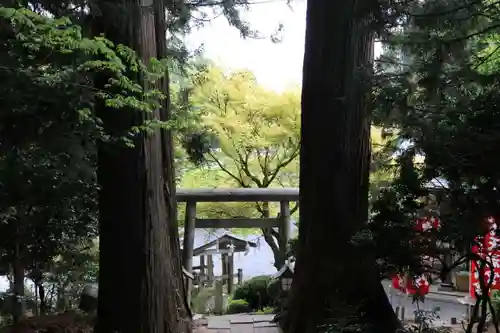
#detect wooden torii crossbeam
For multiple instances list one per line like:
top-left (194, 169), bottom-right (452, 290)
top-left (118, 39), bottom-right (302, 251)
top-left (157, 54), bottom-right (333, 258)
top-left (177, 187), bottom-right (298, 303)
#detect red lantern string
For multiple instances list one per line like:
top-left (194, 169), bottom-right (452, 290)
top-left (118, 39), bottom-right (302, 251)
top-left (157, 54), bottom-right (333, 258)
top-left (470, 216), bottom-right (500, 298)
top-left (391, 273), bottom-right (430, 296)
top-left (391, 216), bottom-right (441, 296)
top-left (414, 216), bottom-right (441, 232)
top-left (391, 273), bottom-right (406, 292)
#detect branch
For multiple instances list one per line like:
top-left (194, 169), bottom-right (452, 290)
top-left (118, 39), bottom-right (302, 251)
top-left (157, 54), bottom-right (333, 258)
top-left (451, 23), bottom-right (500, 44)
top-left (406, 0), bottom-right (485, 18)
top-left (207, 151), bottom-right (250, 188)
top-left (257, 148), bottom-right (270, 186)
top-left (474, 44), bottom-right (500, 70)
top-left (266, 143), bottom-right (300, 185)
top-left (270, 227), bottom-right (280, 243)
top-left (235, 149), bottom-right (263, 187)
top-left (261, 227), bottom-right (280, 258)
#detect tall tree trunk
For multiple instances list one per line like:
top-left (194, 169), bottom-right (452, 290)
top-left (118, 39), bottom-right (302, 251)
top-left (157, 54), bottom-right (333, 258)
top-left (12, 250), bottom-right (24, 324)
top-left (12, 220), bottom-right (26, 325)
top-left (260, 202), bottom-right (286, 270)
top-left (284, 1), bottom-right (400, 333)
top-left (92, 1), bottom-right (191, 333)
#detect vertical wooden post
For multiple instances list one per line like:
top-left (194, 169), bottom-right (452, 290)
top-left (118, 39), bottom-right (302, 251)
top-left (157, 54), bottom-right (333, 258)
top-left (182, 200), bottom-right (197, 305)
top-left (237, 268), bottom-right (243, 285)
top-left (280, 201), bottom-right (292, 260)
top-left (439, 250), bottom-right (455, 290)
top-left (214, 280), bottom-right (224, 315)
top-left (221, 254), bottom-right (228, 290)
top-left (199, 255), bottom-right (205, 285)
top-left (207, 255), bottom-right (214, 287)
top-left (227, 254), bottom-right (234, 294)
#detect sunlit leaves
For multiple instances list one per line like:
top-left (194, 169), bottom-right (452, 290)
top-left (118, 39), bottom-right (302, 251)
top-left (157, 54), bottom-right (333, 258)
top-left (0, 7), bottom-right (173, 275)
top-left (190, 65), bottom-right (301, 187)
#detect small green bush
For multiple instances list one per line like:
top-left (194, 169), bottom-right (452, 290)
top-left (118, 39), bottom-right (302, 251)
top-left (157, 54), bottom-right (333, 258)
top-left (492, 290), bottom-right (500, 320)
top-left (256, 306), bottom-right (276, 314)
top-left (266, 278), bottom-right (281, 301)
top-left (226, 299), bottom-right (251, 314)
top-left (233, 275), bottom-right (273, 310)
top-left (191, 287), bottom-right (216, 314)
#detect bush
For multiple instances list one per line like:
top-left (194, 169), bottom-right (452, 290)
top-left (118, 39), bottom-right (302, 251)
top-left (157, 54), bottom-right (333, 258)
top-left (191, 287), bottom-right (216, 314)
top-left (266, 278), bottom-right (281, 301)
top-left (225, 299), bottom-right (251, 314)
top-left (233, 275), bottom-right (273, 310)
top-left (256, 306), bottom-right (276, 314)
top-left (492, 291), bottom-right (500, 320)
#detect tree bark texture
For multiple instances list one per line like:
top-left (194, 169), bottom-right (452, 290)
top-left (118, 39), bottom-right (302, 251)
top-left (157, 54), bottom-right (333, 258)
top-left (92, 1), bottom-right (191, 333)
top-left (12, 250), bottom-right (24, 325)
top-left (285, 1), bottom-right (400, 333)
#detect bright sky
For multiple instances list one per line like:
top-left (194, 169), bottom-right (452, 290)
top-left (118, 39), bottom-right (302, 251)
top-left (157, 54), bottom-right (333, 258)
top-left (185, 0), bottom-right (306, 92)
top-left (185, 0), bottom-right (382, 92)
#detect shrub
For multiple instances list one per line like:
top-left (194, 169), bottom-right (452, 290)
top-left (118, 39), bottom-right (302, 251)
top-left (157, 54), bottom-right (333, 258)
top-left (233, 275), bottom-right (273, 310)
top-left (266, 278), bottom-right (281, 301)
top-left (226, 299), bottom-right (251, 314)
top-left (191, 287), bottom-right (216, 314)
top-left (256, 306), bottom-right (276, 314)
top-left (492, 291), bottom-right (500, 320)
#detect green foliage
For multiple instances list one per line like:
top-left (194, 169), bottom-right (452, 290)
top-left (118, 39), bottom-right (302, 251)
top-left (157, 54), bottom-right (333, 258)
top-left (0, 0), bottom-right (290, 321)
top-left (0, 7), bottom-right (172, 306)
top-left (178, 65), bottom-right (302, 252)
top-left (369, 127), bottom-right (399, 202)
top-left (256, 306), bottom-right (275, 315)
top-left (0, 7), bottom-right (170, 141)
top-left (191, 287), bottom-right (216, 314)
top-left (225, 299), bottom-right (251, 314)
top-left (368, 0), bottom-right (500, 287)
top-left (266, 278), bottom-right (281, 301)
top-left (232, 275), bottom-right (273, 311)
top-left (0, 289), bottom-right (37, 322)
top-left (491, 291), bottom-right (500, 321)
top-left (43, 243), bottom-right (99, 312)
top-left (192, 66), bottom-right (301, 190)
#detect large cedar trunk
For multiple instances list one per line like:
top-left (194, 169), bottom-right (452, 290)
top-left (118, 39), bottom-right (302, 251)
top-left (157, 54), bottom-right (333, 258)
top-left (93, 1), bottom-right (191, 333)
top-left (284, 1), bottom-right (400, 333)
top-left (12, 252), bottom-right (24, 324)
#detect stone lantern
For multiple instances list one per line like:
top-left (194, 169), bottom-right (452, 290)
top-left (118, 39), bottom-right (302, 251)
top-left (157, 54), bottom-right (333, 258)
top-left (274, 262), bottom-right (294, 291)
top-left (79, 283), bottom-right (98, 313)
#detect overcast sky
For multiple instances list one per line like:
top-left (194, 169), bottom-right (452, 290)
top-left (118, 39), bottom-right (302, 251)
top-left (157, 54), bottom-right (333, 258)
top-left (185, 0), bottom-right (306, 92)
top-left (185, 0), bottom-right (382, 92)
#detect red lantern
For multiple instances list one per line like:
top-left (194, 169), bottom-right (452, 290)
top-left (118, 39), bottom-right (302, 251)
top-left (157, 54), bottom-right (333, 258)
top-left (414, 216), bottom-right (440, 232)
top-left (392, 273), bottom-right (429, 296)
top-left (392, 274), bottom-right (406, 292)
top-left (393, 216), bottom-right (438, 298)
top-left (405, 275), bottom-right (430, 296)
top-left (415, 276), bottom-right (430, 295)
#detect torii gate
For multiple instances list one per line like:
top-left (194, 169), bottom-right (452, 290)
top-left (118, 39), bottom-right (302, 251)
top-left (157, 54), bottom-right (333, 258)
top-left (177, 187), bottom-right (298, 304)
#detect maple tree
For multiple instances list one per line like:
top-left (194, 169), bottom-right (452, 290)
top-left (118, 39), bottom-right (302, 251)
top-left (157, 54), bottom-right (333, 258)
top-left (185, 65), bottom-right (301, 269)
